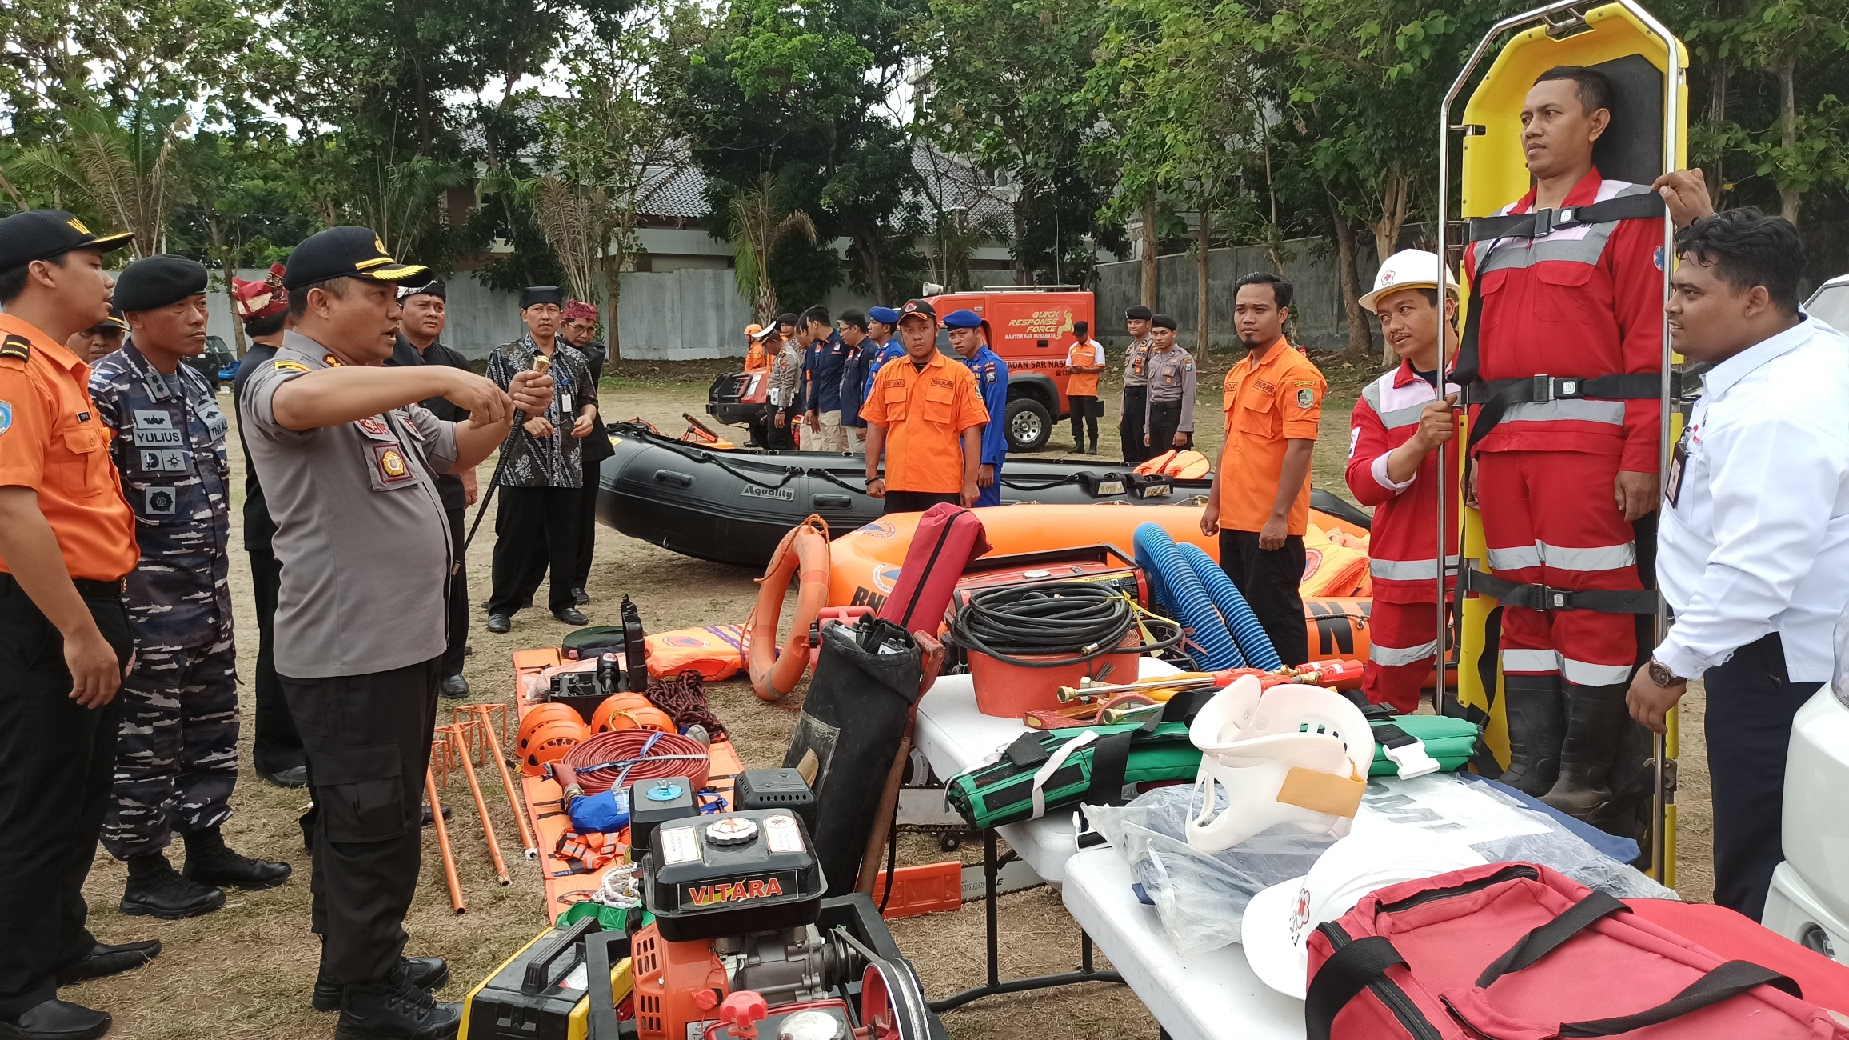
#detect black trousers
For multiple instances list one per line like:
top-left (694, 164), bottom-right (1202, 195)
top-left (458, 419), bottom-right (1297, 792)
top-left (765, 406), bottom-right (798, 450)
top-left (573, 445), bottom-right (609, 594)
top-left (282, 656), bottom-right (442, 986)
top-left (0, 577), bottom-right (131, 1017)
top-left (442, 509), bottom-right (469, 678)
top-left (1218, 529), bottom-right (1309, 666)
top-left (1121, 386), bottom-right (1148, 464)
top-left (487, 486), bottom-right (582, 615)
top-left (884, 490), bottom-right (959, 514)
top-left (1705, 632), bottom-right (1821, 921)
top-left (1145, 401), bottom-right (1193, 455)
top-left (250, 546), bottom-right (308, 774)
top-left (1068, 395), bottom-right (1099, 449)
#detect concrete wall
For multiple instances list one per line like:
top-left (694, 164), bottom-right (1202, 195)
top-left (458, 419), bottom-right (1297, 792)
top-left (1093, 237), bottom-right (1382, 354)
top-left (201, 267), bottom-right (889, 362)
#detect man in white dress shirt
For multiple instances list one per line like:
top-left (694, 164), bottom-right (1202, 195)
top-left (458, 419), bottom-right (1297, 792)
top-left (1628, 207), bottom-right (1849, 921)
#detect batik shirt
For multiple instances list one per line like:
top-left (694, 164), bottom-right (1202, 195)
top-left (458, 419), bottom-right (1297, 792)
top-left (485, 334), bottom-right (592, 488)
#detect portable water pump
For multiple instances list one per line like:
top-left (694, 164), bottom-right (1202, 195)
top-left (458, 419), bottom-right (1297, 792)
top-left (591, 806), bottom-right (940, 1040)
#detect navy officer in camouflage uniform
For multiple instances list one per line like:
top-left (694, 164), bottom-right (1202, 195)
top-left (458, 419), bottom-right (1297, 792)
top-left (90, 255), bottom-right (291, 922)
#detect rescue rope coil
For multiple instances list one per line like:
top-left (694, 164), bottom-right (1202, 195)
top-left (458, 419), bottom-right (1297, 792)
top-left (560, 729), bottom-right (711, 795)
top-left (949, 582), bottom-right (1181, 668)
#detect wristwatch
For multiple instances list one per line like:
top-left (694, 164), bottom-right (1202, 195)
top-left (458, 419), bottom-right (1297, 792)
top-left (1647, 658), bottom-right (1688, 688)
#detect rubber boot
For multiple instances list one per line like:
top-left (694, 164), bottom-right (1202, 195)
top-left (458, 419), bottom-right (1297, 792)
top-left (1497, 673), bottom-right (1565, 796)
top-left (1540, 681), bottom-right (1630, 820)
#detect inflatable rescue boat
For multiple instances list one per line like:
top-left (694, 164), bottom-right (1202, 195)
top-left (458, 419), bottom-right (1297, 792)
top-left (596, 420), bottom-right (1371, 567)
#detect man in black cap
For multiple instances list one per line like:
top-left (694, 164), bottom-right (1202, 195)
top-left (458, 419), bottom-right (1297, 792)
top-left (228, 264), bottom-right (310, 788)
top-left (0, 210), bottom-right (157, 1040)
top-left (240, 226), bottom-right (553, 1040)
top-left (90, 255), bottom-right (292, 923)
top-left (67, 309), bottom-right (127, 365)
top-left (483, 286), bottom-right (597, 634)
top-left (558, 301), bottom-right (611, 604)
top-left (1120, 304), bottom-right (1155, 463)
top-left (386, 279), bottom-right (477, 697)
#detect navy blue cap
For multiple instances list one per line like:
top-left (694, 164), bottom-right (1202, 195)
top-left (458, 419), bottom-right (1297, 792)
top-left (0, 210), bottom-right (131, 274)
top-left (942, 309), bottom-right (982, 329)
top-left (868, 306), bottom-right (901, 324)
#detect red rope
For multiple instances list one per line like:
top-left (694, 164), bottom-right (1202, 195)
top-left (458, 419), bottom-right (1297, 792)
top-left (561, 729), bottom-right (710, 794)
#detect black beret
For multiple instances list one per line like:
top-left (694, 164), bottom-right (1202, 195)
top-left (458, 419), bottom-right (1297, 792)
top-left (0, 210), bottom-right (132, 274)
top-left (775, 313), bottom-right (800, 327)
top-left (1125, 305), bottom-right (1153, 321)
top-left (115, 255), bottom-right (209, 312)
top-left (520, 285), bottom-right (564, 309)
top-left (1151, 313), bottom-right (1178, 331)
top-left (284, 226), bottom-right (426, 290)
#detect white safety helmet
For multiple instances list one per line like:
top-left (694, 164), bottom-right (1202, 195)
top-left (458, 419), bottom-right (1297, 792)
top-left (1241, 824), bottom-right (1486, 998)
top-left (1185, 677), bottom-right (1376, 853)
top-left (1359, 249), bottom-right (1462, 314)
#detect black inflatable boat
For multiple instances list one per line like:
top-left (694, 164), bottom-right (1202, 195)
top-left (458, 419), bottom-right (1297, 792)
top-left (595, 422), bottom-right (1369, 567)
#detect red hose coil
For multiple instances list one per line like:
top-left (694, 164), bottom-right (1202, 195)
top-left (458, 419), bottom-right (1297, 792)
top-left (560, 729), bottom-right (710, 795)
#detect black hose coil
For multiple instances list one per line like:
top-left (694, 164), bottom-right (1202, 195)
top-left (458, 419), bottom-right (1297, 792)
top-left (949, 582), bottom-right (1181, 668)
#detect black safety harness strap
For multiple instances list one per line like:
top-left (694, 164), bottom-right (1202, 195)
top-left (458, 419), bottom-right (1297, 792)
top-left (1459, 567), bottom-right (1659, 615)
top-left (1453, 193), bottom-right (1669, 448)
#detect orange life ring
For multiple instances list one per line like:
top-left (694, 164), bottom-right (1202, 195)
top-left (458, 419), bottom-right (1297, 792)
top-left (748, 515), bottom-right (832, 703)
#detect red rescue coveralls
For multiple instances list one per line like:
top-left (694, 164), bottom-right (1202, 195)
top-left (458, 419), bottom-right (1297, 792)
top-left (1346, 360), bottom-right (1460, 713)
top-left (1464, 167), bottom-right (1663, 800)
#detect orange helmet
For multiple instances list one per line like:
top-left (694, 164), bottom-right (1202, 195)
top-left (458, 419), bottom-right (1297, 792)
top-left (518, 703), bottom-right (589, 757)
top-left (591, 693), bottom-right (675, 734)
top-left (520, 718), bottom-right (590, 777)
top-left (745, 323), bottom-right (764, 338)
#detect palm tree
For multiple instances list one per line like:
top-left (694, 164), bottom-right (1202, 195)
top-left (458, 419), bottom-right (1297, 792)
top-left (730, 171), bottom-right (816, 325)
top-left (15, 104), bottom-right (188, 258)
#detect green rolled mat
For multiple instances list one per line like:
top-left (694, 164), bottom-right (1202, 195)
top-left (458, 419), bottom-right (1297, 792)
top-left (1368, 712), bottom-right (1481, 776)
top-left (945, 720), bottom-right (1203, 830)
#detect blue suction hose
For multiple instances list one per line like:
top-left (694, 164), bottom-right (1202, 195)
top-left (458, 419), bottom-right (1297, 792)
top-left (1133, 524), bottom-right (1243, 669)
top-left (1177, 541), bottom-right (1282, 670)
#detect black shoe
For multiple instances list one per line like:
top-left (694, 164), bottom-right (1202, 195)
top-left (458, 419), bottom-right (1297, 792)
top-left (313, 958), bottom-right (450, 1013)
top-left (439, 674), bottom-right (469, 699)
top-left (120, 865), bottom-right (224, 920)
top-left (182, 829), bottom-right (293, 890)
top-left (552, 607), bottom-right (588, 625)
top-left (263, 765), bottom-right (310, 788)
top-left (572, 588), bottom-right (589, 606)
top-left (334, 973), bottom-right (460, 1040)
top-left (0, 999), bottom-right (110, 1040)
top-left (420, 803), bottom-right (452, 827)
top-left (485, 613), bottom-right (511, 634)
top-left (54, 940), bottom-right (161, 985)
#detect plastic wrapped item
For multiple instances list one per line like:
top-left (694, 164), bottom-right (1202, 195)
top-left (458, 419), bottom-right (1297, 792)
top-left (1083, 772), bottom-right (1674, 955)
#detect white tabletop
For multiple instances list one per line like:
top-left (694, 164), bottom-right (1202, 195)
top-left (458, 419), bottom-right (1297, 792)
top-left (1062, 847), bottom-right (1304, 1040)
top-left (914, 660), bottom-right (1181, 883)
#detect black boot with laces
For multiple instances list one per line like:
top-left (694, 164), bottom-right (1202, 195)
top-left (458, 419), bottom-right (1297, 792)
top-left (120, 853), bottom-right (225, 919)
top-left (182, 826), bottom-right (293, 890)
top-left (335, 966), bottom-right (461, 1040)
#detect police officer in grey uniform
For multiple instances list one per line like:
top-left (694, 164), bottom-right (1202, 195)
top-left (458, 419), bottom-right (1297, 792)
top-left (1120, 305), bottom-right (1155, 464)
top-left (1141, 312), bottom-right (1197, 454)
top-left (240, 227), bottom-right (552, 1040)
top-left (90, 256), bottom-right (292, 923)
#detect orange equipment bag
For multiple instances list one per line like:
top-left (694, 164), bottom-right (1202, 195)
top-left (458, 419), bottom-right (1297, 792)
top-left (643, 625), bottom-right (748, 683)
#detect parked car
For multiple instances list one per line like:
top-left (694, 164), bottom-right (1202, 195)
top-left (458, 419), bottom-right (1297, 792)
top-left (183, 335), bottom-right (239, 391)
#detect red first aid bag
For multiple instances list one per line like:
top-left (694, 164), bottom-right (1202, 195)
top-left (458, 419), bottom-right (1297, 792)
top-left (1305, 862), bottom-right (1849, 1040)
top-left (877, 503), bottom-right (989, 631)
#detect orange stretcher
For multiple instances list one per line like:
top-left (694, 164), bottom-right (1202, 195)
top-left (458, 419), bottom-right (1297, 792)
top-left (511, 648), bottom-right (744, 922)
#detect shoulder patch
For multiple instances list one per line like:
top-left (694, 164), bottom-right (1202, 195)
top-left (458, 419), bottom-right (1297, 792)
top-left (0, 335), bottom-right (30, 363)
top-left (1296, 387), bottom-right (1316, 408)
top-left (0, 401), bottom-right (11, 437)
top-left (273, 359), bottom-right (309, 373)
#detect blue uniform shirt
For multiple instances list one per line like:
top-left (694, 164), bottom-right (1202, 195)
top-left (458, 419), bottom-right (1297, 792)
top-left (864, 340), bottom-right (906, 409)
top-left (802, 331), bottom-right (848, 415)
top-left (839, 341), bottom-right (874, 429)
top-left (89, 342), bottom-right (235, 648)
top-left (960, 345), bottom-right (1010, 506)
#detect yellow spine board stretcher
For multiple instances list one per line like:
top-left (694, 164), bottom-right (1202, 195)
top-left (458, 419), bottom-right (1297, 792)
top-left (1439, 1), bottom-right (1686, 884)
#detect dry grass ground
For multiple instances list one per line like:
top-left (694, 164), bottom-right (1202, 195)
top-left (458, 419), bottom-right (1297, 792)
top-left (68, 349), bottom-right (1711, 1038)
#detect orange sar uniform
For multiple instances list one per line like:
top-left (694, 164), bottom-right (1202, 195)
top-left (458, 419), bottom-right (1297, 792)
top-left (0, 313), bottom-right (139, 1020)
top-left (1216, 336), bottom-right (1326, 665)
top-left (859, 349), bottom-right (988, 512)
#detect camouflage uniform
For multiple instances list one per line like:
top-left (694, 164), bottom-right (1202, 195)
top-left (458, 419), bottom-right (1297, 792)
top-left (89, 343), bottom-right (238, 860)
